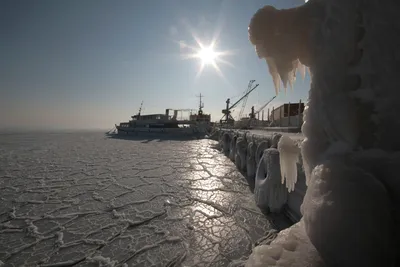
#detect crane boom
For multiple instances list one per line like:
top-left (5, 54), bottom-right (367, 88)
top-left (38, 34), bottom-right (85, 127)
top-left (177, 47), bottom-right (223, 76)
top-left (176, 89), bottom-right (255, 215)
top-left (220, 80), bottom-right (259, 125)
top-left (238, 80), bottom-right (255, 119)
top-left (254, 95), bottom-right (276, 115)
top-left (230, 83), bottom-right (259, 110)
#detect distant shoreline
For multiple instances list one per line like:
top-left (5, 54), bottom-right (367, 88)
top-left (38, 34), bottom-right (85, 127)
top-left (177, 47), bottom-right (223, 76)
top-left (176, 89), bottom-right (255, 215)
top-left (0, 128), bottom-right (109, 135)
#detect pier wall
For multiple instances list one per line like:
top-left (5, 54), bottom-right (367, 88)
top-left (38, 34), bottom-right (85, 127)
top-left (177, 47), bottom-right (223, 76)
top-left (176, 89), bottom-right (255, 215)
top-left (211, 129), bottom-right (306, 223)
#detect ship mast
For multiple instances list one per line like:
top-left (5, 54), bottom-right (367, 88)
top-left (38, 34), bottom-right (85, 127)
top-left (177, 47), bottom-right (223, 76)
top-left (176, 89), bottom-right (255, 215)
top-left (196, 93), bottom-right (204, 115)
top-left (137, 101), bottom-right (143, 118)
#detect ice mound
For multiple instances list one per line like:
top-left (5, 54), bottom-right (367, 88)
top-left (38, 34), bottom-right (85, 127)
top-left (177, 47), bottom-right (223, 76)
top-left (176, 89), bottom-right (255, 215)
top-left (87, 256), bottom-right (118, 267)
top-left (245, 220), bottom-right (324, 267)
top-left (301, 160), bottom-right (396, 266)
top-left (55, 231), bottom-right (64, 247)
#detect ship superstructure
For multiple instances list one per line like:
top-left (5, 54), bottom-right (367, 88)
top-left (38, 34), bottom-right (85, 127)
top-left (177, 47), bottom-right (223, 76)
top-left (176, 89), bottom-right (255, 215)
top-left (115, 95), bottom-right (212, 136)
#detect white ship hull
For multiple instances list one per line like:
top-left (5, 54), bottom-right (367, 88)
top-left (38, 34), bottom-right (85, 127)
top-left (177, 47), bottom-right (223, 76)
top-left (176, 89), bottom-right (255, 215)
top-left (116, 125), bottom-right (208, 135)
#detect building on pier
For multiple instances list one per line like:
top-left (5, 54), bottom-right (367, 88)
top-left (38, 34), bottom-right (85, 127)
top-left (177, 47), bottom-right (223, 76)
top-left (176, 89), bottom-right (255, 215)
top-left (269, 102), bottom-right (305, 127)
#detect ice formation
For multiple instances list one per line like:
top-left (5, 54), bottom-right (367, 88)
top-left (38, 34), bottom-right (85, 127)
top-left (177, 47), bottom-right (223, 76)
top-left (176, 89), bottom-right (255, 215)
top-left (277, 135), bottom-right (300, 191)
top-left (245, 220), bottom-right (323, 267)
top-left (270, 133), bottom-right (282, 149)
top-left (229, 135), bottom-right (238, 161)
top-left (254, 148), bottom-right (288, 213)
top-left (87, 255), bottom-right (117, 267)
top-left (222, 132), bottom-right (231, 155)
top-left (255, 141), bottom-right (269, 166)
top-left (246, 141), bottom-right (258, 184)
top-left (236, 137), bottom-right (248, 172)
top-left (248, 0), bottom-right (400, 266)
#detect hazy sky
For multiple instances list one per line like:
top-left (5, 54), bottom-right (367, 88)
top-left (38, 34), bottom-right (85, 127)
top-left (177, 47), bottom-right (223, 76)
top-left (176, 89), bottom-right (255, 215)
top-left (1, 0), bottom-right (310, 130)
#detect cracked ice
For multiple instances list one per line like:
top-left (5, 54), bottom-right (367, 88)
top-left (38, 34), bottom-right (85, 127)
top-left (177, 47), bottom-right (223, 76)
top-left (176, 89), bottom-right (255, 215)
top-left (0, 132), bottom-right (273, 266)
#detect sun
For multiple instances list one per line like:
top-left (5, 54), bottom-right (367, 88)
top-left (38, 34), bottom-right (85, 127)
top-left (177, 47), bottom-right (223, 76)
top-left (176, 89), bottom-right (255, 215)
top-left (176, 21), bottom-right (236, 80)
top-left (180, 41), bottom-right (234, 80)
top-left (196, 46), bottom-right (217, 65)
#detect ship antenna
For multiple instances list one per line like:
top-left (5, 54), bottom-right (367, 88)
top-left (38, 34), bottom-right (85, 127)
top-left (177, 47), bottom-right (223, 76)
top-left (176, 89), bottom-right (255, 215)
top-left (138, 101), bottom-right (143, 116)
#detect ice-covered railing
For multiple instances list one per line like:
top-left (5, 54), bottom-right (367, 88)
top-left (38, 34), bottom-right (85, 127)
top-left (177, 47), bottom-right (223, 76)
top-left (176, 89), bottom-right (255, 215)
top-left (216, 130), bottom-right (304, 214)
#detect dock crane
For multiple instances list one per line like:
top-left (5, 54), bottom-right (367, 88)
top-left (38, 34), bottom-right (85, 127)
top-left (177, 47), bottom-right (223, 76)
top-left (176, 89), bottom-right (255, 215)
top-left (220, 80), bottom-right (259, 125)
top-left (235, 95), bottom-right (276, 130)
top-left (238, 81), bottom-right (255, 119)
top-left (249, 95), bottom-right (277, 119)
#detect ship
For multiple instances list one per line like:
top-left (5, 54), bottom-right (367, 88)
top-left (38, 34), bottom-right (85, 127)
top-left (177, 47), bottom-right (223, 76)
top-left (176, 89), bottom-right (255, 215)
top-left (114, 94), bottom-right (212, 136)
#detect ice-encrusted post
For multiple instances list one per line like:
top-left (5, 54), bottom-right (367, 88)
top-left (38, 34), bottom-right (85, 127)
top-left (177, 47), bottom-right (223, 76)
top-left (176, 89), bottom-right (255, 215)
top-left (255, 140), bottom-right (270, 166)
top-left (222, 132), bottom-right (231, 156)
top-left (235, 137), bottom-right (247, 172)
top-left (229, 135), bottom-right (238, 161)
top-left (246, 141), bottom-right (258, 190)
top-left (254, 148), bottom-right (288, 213)
top-left (270, 133), bottom-right (282, 148)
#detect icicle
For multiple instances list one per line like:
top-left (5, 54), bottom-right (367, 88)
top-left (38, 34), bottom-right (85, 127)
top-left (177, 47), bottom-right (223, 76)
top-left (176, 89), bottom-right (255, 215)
top-left (287, 68), bottom-right (296, 91)
top-left (286, 59), bottom-right (303, 91)
top-left (302, 155), bottom-right (312, 186)
top-left (277, 135), bottom-right (300, 192)
top-left (306, 66), bottom-right (311, 77)
top-left (266, 57), bottom-right (281, 95)
top-left (297, 59), bottom-right (306, 80)
top-left (280, 72), bottom-right (289, 94)
top-left (265, 57), bottom-right (308, 95)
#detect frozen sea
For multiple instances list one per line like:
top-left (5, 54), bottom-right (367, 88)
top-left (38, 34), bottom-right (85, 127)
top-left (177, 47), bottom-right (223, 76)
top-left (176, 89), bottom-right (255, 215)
top-left (0, 131), bottom-right (276, 267)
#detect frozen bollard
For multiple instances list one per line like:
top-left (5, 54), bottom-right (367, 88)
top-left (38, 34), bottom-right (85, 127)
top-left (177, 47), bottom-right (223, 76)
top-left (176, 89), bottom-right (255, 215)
top-left (255, 140), bottom-right (270, 166)
top-left (271, 133), bottom-right (282, 148)
top-left (246, 142), bottom-right (258, 190)
top-left (236, 137), bottom-right (247, 172)
top-left (217, 131), bottom-right (224, 148)
top-left (229, 135), bottom-right (238, 161)
top-left (254, 148), bottom-right (288, 213)
top-left (222, 132), bottom-right (231, 156)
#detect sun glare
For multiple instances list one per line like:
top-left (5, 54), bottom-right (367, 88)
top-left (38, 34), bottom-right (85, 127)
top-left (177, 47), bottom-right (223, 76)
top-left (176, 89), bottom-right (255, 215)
top-left (197, 46), bottom-right (217, 65)
top-left (176, 20), bottom-right (236, 81)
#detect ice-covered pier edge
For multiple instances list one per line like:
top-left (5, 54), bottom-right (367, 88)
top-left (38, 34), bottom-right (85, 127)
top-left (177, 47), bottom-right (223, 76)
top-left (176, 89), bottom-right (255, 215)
top-left (211, 130), bottom-right (306, 223)
top-left (241, 0), bottom-right (400, 265)
top-left (211, 129), bottom-right (325, 264)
